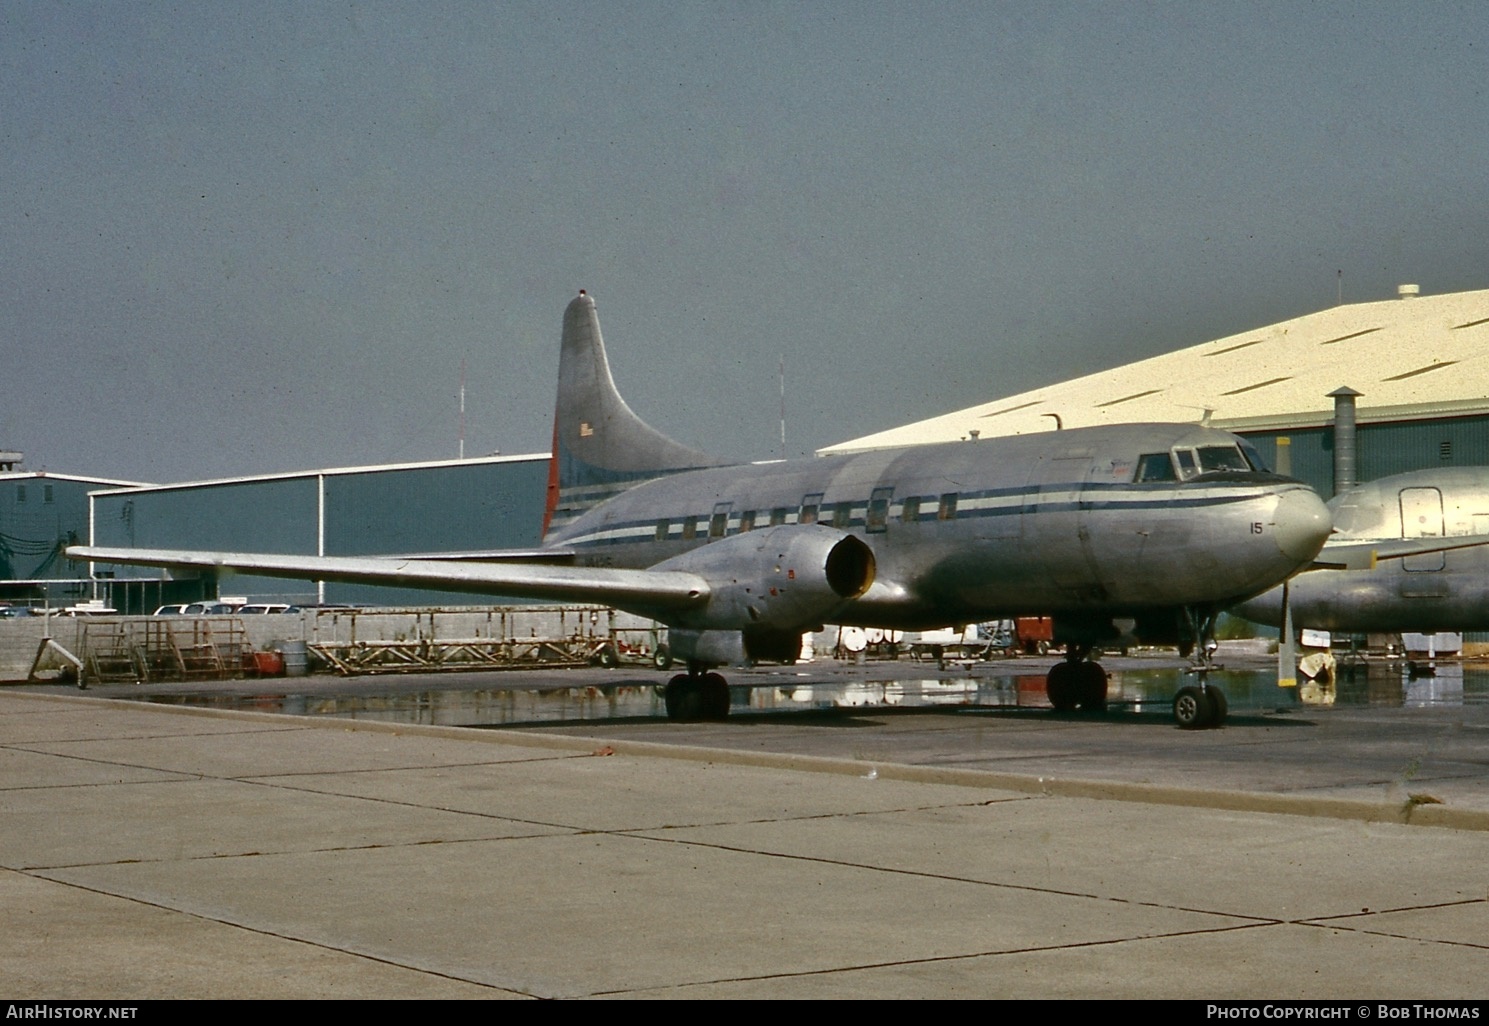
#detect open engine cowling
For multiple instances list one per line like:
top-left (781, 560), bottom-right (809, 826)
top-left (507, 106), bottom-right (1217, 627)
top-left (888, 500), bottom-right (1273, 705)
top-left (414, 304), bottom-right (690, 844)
top-left (652, 524), bottom-right (875, 633)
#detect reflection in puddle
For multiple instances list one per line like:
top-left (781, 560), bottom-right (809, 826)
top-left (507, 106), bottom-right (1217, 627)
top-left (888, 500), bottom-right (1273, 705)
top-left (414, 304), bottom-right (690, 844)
top-left (145, 684), bottom-right (669, 726)
top-left (136, 661), bottom-right (1489, 728)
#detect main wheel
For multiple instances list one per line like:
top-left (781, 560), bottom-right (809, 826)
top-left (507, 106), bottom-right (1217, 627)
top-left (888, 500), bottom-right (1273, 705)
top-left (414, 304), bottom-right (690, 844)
top-left (1046, 662), bottom-right (1078, 711)
top-left (702, 672), bottom-right (731, 720)
top-left (664, 674), bottom-right (705, 722)
top-left (1076, 662), bottom-right (1108, 712)
top-left (1172, 685), bottom-right (1213, 729)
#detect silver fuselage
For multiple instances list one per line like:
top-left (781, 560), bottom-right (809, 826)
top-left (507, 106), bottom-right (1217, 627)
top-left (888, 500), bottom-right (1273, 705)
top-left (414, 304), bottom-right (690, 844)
top-left (547, 422), bottom-right (1330, 630)
top-left (1234, 467), bottom-right (1489, 632)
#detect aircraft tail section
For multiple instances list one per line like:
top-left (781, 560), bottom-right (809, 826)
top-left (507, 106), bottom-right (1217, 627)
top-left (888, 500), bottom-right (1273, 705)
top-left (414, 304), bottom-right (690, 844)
top-left (545, 291), bottom-right (729, 535)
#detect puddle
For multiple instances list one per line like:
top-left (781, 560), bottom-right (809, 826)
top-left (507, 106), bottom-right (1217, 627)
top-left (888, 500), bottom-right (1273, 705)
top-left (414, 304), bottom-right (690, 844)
top-left (131, 660), bottom-right (1489, 728)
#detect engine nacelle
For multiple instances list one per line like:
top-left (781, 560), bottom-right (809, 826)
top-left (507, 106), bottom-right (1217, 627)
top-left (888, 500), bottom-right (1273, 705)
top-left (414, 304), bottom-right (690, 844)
top-left (668, 626), bottom-right (808, 667)
top-left (653, 524), bottom-right (875, 633)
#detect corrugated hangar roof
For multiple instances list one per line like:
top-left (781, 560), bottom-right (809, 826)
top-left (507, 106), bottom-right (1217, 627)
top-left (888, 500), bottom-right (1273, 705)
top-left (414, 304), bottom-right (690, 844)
top-left (821, 285), bottom-right (1489, 453)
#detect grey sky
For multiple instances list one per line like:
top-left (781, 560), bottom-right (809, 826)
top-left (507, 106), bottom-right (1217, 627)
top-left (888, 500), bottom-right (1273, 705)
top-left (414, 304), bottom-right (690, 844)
top-left (6, 1), bottom-right (1488, 483)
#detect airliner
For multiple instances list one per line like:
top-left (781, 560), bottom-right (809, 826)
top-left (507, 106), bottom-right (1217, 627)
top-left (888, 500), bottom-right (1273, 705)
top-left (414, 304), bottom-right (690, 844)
top-left (72, 291), bottom-right (1333, 728)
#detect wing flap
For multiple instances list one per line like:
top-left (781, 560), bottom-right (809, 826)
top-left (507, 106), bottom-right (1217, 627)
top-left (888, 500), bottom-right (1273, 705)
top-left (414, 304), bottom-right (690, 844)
top-left (68, 546), bottom-right (708, 612)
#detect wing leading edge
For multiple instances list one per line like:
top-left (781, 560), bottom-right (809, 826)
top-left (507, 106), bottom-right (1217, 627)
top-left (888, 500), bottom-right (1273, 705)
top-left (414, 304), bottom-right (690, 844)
top-left (68, 546), bottom-right (708, 616)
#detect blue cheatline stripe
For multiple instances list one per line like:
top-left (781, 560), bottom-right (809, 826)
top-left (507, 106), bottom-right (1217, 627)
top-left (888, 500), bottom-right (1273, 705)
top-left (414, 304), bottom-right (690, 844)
top-left (561, 485), bottom-right (1270, 550)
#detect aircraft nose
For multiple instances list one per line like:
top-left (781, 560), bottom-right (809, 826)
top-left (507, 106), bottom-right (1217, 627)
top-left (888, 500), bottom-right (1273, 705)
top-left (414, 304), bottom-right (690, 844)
top-left (1272, 487), bottom-right (1332, 565)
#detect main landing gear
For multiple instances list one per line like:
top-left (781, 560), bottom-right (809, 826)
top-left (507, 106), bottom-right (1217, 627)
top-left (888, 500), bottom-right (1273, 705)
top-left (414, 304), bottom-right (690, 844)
top-left (663, 666), bottom-right (731, 722)
top-left (1044, 646), bottom-right (1108, 713)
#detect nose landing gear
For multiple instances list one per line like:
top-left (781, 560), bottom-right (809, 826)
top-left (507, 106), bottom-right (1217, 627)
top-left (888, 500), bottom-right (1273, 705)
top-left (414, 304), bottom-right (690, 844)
top-left (1173, 608), bottom-right (1228, 729)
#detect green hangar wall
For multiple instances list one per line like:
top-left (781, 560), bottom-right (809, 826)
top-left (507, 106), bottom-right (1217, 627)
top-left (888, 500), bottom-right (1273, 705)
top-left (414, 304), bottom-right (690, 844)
top-left (1241, 414), bottom-right (1489, 499)
top-left (0, 472), bottom-right (146, 606)
top-left (86, 455), bottom-right (550, 612)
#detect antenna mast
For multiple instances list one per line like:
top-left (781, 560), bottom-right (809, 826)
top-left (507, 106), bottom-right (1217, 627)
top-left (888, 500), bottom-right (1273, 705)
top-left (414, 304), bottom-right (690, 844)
top-left (779, 353), bottom-right (786, 459)
top-left (458, 359), bottom-right (466, 460)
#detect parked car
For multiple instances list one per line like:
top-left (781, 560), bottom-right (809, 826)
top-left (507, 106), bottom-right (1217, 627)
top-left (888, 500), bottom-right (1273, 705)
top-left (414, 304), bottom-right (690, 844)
top-left (181, 602), bottom-right (237, 616)
top-left (237, 604), bottom-right (293, 615)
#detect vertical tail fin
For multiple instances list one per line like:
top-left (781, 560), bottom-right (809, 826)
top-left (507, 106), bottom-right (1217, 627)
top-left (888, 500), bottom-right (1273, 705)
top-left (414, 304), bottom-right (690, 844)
top-left (544, 291), bottom-right (729, 535)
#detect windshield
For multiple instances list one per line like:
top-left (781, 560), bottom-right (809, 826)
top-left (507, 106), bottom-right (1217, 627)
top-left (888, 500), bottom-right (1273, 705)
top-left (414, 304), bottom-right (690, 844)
top-left (1196, 445), bottom-right (1250, 473)
top-left (1239, 441), bottom-right (1272, 473)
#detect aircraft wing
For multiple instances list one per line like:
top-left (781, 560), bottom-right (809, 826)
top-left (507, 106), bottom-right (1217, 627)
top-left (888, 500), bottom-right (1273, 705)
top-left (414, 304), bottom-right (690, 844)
top-left (379, 548), bottom-right (576, 563)
top-left (67, 546), bottom-right (707, 614)
top-left (1311, 534), bottom-right (1489, 571)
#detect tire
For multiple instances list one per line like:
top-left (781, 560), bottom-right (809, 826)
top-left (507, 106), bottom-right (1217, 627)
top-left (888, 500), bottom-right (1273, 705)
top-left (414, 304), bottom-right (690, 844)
top-left (653, 644), bottom-right (673, 670)
top-left (702, 672), bottom-right (730, 720)
top-left (1046, 663), bottom-right (1078, 712)
top-left (1205, 686), bottom-right (1228, 727)
top-left (1173, 685), bottom-right (1213, 729)
top-left (1076, 662), bottom-right (1108, 712)
top-left (665, 674), bottom-right (703, 721)
top-left (598, 644), bottom-right (620, 669)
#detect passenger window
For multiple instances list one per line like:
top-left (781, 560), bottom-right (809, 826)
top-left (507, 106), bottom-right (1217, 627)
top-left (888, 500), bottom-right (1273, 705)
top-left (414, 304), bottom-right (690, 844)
top-left (681, 518), bottom-right (697, 541)
top-left (901, 496), bottom-right (922, 524)
top-left (799, 492), bottom-right (823, 525)
top-left (867, 487), bottom-right (893, 533)
top-left (655, 518), bottom-right (670, 541)
top-left (938, 493), bottom-right (958, 521)
top-left (739, 510), bottom-right (756, 532)
top-left (709, 503), bottom-right (731, 539)
top-left (770, 506), bottom-right (789, 527)
top-left (1134, 453), bottom-right (1177, 482)
top-left (831, 502), bottom-right (852, 529)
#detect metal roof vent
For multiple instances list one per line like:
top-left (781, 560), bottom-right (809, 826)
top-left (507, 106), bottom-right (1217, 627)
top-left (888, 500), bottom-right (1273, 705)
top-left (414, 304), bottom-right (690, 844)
top-left (1398, 283), bottom-right (1420, 299)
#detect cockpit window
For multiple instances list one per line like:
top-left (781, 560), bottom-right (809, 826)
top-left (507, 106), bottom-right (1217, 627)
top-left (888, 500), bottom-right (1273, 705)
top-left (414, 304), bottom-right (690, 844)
top-left (1239, 441), bottom-right (1271, 473)
top-left (1134, 452), bottom-right (1177, 482)
top-left (1174, 449), bottom-right (1198, 479)
top-left (1197, 445), bottom-right (1250, 473)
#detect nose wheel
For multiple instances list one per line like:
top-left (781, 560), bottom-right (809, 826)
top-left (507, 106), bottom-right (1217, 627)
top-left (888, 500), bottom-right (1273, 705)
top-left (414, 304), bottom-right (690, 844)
top-left (1172, 682), bottom-right (1227, 728)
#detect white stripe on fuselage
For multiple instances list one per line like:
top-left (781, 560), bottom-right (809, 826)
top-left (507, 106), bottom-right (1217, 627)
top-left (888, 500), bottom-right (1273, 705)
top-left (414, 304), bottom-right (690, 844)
top-left (557, 482), bottom-right (1267, 551)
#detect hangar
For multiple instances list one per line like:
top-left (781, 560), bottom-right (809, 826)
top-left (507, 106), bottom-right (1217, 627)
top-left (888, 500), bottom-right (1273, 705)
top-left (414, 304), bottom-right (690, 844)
top-left (823, 284), bottom-right (1489, 499)
top-left (0, 460), bottom-right (146, 607)
top-left (82, 454), bottom-right (548, 613)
